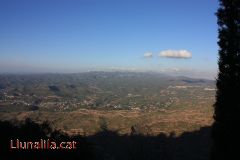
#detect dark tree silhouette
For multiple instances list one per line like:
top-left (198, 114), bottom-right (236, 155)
top-left (212, 0), bottom-right (240, 159)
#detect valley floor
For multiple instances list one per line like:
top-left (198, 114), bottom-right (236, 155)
top-left (0, 105), bottom-right (213, 136)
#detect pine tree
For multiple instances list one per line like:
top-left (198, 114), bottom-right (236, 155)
top-left (212, 0), bottom-right (240, 159)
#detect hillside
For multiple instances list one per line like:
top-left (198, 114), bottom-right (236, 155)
top-left (0, 72), bottom-right (215, 135)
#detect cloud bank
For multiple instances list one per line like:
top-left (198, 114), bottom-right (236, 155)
top-left (144, 52), bottom-right (153, 58)
top-left (159, 50), bottom-right (192, 58)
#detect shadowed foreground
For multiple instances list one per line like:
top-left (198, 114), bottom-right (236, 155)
top-left (0, 119), bottom-right (211, 160)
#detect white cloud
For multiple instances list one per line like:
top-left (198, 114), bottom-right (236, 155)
top-left (108, 66), bottom-right (137, 72)
top-left (159, 67), bottom-right (180, 72)
top-left (159, 50), bottom-right (192, 58)
top-left (144, 52), bottom-right (153, 58)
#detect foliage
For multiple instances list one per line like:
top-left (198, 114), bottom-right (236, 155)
top-left (212, 0), bottom-right (240, 159)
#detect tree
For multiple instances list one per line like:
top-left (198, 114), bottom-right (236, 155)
top-left (212, 0), bottom-right (240, 159)
top-left (99, 116), bottom-right (108, 131)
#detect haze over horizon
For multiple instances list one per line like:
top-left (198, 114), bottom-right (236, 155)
top-left (0, 0), bottom-right (218, 79)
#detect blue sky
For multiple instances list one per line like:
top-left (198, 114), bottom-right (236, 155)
top-left (0, 0), bottom-right (218, 79)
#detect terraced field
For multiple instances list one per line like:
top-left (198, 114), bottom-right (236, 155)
top-left (0, 104), bottom-right (213, 136)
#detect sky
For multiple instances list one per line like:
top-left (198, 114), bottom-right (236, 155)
top-left (0, 0), bottom-right (219, 79)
